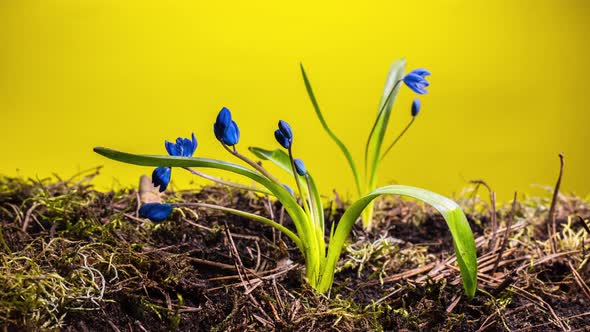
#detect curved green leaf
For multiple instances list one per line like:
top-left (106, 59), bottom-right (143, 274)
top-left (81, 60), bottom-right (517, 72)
top-left (300, 63), bottom-right (362, 197)
top-left (318, 185), bottom-right (477, 298)
top-left (364, 59), bottom-right (406, 186)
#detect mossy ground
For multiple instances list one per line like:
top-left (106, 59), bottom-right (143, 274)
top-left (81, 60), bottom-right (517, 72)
top-left (0, 171), bottom-right (589, 331)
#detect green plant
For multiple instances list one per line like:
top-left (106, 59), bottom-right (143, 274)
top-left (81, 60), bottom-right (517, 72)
top-left (300, 60), bottom-right (429, 229)
top-left (94, 79), bottom-right (477, 297)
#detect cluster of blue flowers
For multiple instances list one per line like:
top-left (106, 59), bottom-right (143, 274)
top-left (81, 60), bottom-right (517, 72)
top-left (139, 68), bottom-right (430, 222)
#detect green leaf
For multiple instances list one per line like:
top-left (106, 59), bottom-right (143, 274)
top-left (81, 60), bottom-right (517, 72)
top-left (300, 63), bottom-right (362, 197)
top-left (318, 185), bottom-right (477, 298)
top-left (364, 59), bottom-right (406, 189)
top-left (248, 147), bottom-right (292, 173)
top-left (93, 147), bottom-right (323, 272)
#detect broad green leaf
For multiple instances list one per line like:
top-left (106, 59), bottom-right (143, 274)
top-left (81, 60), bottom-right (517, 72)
top-left (300, 63), bottom-right (362, 197)
top-left (364, 59), bottom-right (406, 188)
top-left (318, 185), bottom-right (477, 298)
top-left (93, 146), bottom-right (324, 279)
top-left (248, 147), bottom-right (292, 174)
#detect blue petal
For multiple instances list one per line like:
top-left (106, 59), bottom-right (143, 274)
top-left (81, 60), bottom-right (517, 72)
top-left (214, 122), bottom-right (224, 141)
top-left (408, 68), bottom-right (431, 77)
top-left (411, 98), bottom-right (421, 117)
top-left (139, 203), bottom-right (174, 222)
top-left (222, 121), bottom-right (240, 146)
top-left (403, 73), bottom-right (430, 95)
top-left (152, 166), bottom-right (171, 192)
top-left (214, 107), bottom-right (234, 143)
top-left (278, 120), bottom-right (293, 140)
top-left (294, 159), bottom-right (307, 176)
top-left (190, 132), bottom-right (198, 154)
top-left (165, 140), bottom-right (182, 157)
top-left (216, 107), bottom-right (232, 126)
top-left (274, 129), bottom-right (291, 149)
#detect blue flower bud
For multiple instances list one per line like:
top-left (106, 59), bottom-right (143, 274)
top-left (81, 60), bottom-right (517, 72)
top-left (283, 184), bottom-right (295, 197)
top-left (275, 129), bottom-right (291, 149)
top-left (294, 159), bottom-right (307, 176)
top-left (403, 68), bottom-right (431, 95)
top-left (278, 120), bottom-right (293, 140)
top-left (214, 107), bottom-right (240, 146)
top-left (139, 203), bottom-right (174, 222)
top-left (165, 133), bottom-right (197, 157)
top-left (411, 98), bottom-right (421, 117)
top-left (152, 166), bottom-right (171, 192)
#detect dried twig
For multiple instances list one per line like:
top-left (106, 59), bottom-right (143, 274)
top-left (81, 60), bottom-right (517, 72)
top-left (470, 180), bottom-right (497, 252)
top-left (491, 191), bottom-right (517, 274)
top-left (546, 153), bottom-right (564, 254)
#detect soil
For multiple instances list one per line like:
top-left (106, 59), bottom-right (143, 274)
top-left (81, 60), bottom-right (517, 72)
top-left (1, 173), bottom-right (589, 331)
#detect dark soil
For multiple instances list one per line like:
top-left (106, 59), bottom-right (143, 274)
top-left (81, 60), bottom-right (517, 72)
top-left (1, 173), bottom-right (589, 331)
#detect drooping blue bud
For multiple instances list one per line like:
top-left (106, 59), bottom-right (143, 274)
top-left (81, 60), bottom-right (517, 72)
top-left (214, 107), bottom-right (240, 146)
top-left (139, 203), bottom-right (174, 222)
top-left (411, 98), bottom-right (421, 117)
top-left (283, 184), bottom-right (295, 197)
top-left (403, 68), bottom-right (431, 95)
top-left (152, 166), bottom-right (171, 192)
top-left (278, 120), bottom-right (293, 140)
top-left (275, 129), bottom-right (291, 149)
top-left (294, 159), bottom-right (307, 176)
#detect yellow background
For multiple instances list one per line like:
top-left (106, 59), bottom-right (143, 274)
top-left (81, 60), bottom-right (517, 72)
top-left (1, 0), bottom-right (589, 201)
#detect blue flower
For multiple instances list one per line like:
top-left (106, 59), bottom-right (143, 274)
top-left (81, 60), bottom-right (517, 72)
top-left (214, 107), bottom-right (240, 146)
top-left (151, 133), bottom-right (198, 192)
top-left (165, 133), bottom-right (197, 157)
top-left (411, 98), bottom-right (421, 117)
top-left (275, 120), bottom-right (293, 149)
top-left (139, 202), bottom-right (174, 222)
top-left (403, 68), bottom-right (431, 95)
top-left (152, 166), bottom-right (171, 192)
top-left (294, 159), bottom-right (307, 176)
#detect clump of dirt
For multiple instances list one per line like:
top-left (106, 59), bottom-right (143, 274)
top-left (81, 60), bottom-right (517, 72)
top-left (0, 171), bottom-right (589, 331)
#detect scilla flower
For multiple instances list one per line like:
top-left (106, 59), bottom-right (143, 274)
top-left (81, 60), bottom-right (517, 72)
top-left (403, 68), bottom-right (431, 95)
top-left (411, 98), bottom-right (421, 117)
top-left (294, 159), bottom-right (307, 176)
top-left (139, 202), bottom-right (174, 222)
top-left (152, 133), bottom-right (198, 192)
top-left (214, 107), bottom-right (240, 146)
top-left (275, 120), bottom-right (293, 149)
top-left (152, 166), bottom-right (172, 192)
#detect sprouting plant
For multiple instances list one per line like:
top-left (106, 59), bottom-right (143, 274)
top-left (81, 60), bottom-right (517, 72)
top-left (94, 99), bottom-right (477, 297)
top-left (300, 60), bottom-right (431, 229)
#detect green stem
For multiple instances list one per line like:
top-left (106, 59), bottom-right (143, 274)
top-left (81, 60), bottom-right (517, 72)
top-left (379, 117), bottom-right (415, 162)
top-left (223, 144), bottom-right (282, 185)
